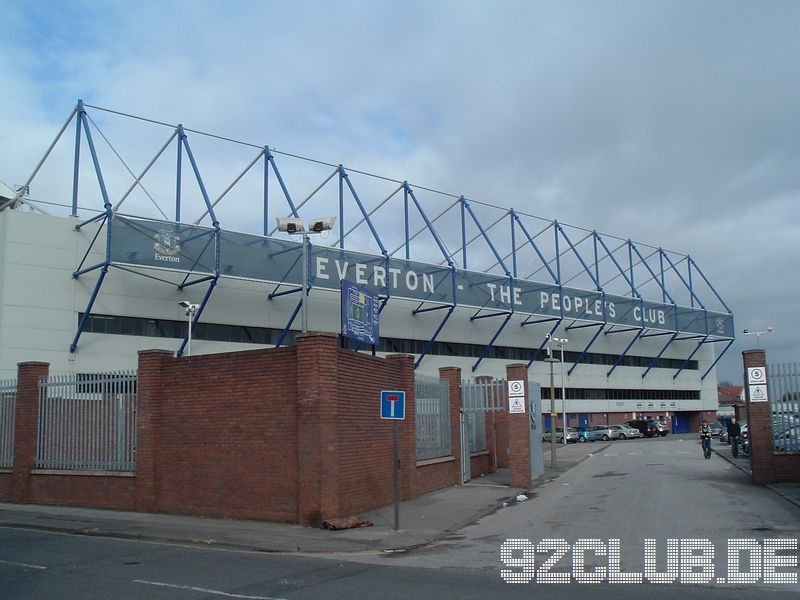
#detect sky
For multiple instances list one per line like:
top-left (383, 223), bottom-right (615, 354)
top-left (1, 0), bottom-right (798, 384)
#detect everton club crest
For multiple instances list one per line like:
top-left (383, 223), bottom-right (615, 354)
top-left (154, 230), bottom-right (181, 263)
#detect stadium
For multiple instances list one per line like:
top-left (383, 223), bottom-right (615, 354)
top-left (0, 101), bottom-right (734, 434)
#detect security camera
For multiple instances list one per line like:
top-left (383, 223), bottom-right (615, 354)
top-left (178, 300), bottom-right (192, 308)
top-left (276, 217), bottom-right (304, 234)
top-left (767, 326), bottom-right (774, 332)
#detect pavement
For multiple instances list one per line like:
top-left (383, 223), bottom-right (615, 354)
top-left (0, 442), bottom-right (604, 555)
top-left (711, 436), bottom-right (800, 510)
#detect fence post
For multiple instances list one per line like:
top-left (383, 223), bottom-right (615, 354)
top-left (439, 367), bottom-right (463, 485)
top-left (475, 375), bottom-right (497, 473)
top-left (14, 361), bottom-right (49, 503)
top-left (506, 363), bottom-right (532, 489)
top-left (743, 349), bottom-right (776, 484)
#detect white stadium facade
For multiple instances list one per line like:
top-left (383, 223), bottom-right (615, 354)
top-left (0, 102), bottom-right (735, 434)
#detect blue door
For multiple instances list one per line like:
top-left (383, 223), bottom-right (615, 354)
top-left (672, 413), bottom-right (691, 434)
top-left (578, 414), bottom-right (589, 427)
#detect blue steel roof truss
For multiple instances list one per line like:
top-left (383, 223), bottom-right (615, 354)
top-left (19, 102), bottom-right (734, 369)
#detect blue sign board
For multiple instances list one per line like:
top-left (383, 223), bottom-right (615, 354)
top-left (381, 390), bottom-right (405, 420)
top-left (341, 280), bottom-right (381, 345)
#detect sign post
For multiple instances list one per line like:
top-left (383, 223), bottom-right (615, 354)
top-left (381, 390), bottom-right (405, 531)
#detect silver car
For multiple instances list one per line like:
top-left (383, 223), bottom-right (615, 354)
top-left (612, 424), bottom-right (643, 439)
top-left (543, 427), bottom-right (578, 443)
top-left (590, 425), bottom-right (620, 441)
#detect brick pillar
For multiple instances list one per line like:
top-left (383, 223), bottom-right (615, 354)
top-left (296, 332), bottom-right (339, 527)
top-left (386, 354), bottom-right (416, 500)
top-left (13, 362), bottom-right (49, 503)
top-left (135, 349), bottom-right (172, 512)
top-left (743, 350), bottom-right (775, 485)
top-left (439, 367), bottom-right (462, 485)
top-left (506, 363), bottom-right (532, 489)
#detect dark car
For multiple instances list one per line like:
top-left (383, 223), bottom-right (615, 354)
top-left (624, 419), bottom-right (659, 438)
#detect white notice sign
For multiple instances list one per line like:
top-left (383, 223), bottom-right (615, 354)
top-left (749, 384), bottom-right (768, 403)
top-left (508, 380), bottom-right (525, 397)
top-left (509, 396), bottom-right (526, 414)
top-left (747, 367), bottom-right (767, 385)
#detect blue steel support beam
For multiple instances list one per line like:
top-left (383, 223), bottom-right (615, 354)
top-left (341, 168), bottom-right (388, 256)
top-left (511, 212), bottom-right (518, 277)
top-left (673, 337), bottom-right (708, 380)
top-left (556, 223), bottom-right (601, 290)
top-left (472, 312), bottom-right (513, 372)
top-left (339, 165), bottom-right (345, 248)
top-left (263, 146), bottom-right (270, 237)
top-left (512, 213), bottom-right (558, 283)
top-left (403, 182), bottom-right (410, 260)
top-left (661, 250), bottom-right (705, 309)
top-left (460, 196), bottom-right (467, 268)
top-left (521, 316), bottom-right (561, 327)
top-left (595, 234), bottom-right (639, 297)
top-left (606, 328), bottom-right (644, 377)
top-left (630, 242), bottom-right (676, 305)
top-left (268, 286), bottom-right (302, 300)
top-left (70, 266), bottom-right (109, 353)
top-left (688, 257), bottom-right (734, 314)
top-left (176, 125), bottom-right (184, 222)
top-left (275, 300), bottom-right (303, 348)
top-left (526, 319), bottom-right (564, 367)
top-left (73, 215), bottom-right (107, 275)
top-left (462, 200), bottom-right (510, 276)
top-left (567, 324), bottom-right (604, 376)
top-left (605, 326), bottom-right (641, 335)
top-left (701, 339), bottom-right (735, 381)
top-left (71, 100), bottom-right (84, 217)
top-left (471, 310), bottom-right (511, 321)
top-left (415, 306), bottom-right (455, 369)
top-left (642, 332), bottom-right (680, 379)
top-left (176, 277), bottom-right (219, 357)
top-left (266, 148), bottom-right (300, 219)
top-left (406, 185), bottom-right (454, 266)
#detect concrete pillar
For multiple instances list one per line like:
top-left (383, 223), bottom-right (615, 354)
top-left (506, 363), bottom-right (532, 489)
top-left (13, 362), bottom-right (49, 503)
top-left (743, 349), bottom-right (775, 485)
top-left (439, 367), bottom-right (463, 485)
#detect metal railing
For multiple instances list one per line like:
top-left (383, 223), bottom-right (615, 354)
top-left (415, 375), bottom-right (451, 461)
top-left (769, 362), bottom-right (800, 453)
top-left (0, 379), bottom-right (16, 468)
top-left (36, 371), bottom-right (138, 471)
top-left (461, 379), bottom-right (506, 453)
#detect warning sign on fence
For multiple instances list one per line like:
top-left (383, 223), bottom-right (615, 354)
top-left (509, 395), bottom-right (526, 414)
top-left (749, 384), bottom-right (768, 403)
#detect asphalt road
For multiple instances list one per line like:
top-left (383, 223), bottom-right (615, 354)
top-left (2, 437), bottom-right (799, 599)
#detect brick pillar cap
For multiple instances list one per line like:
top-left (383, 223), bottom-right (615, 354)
top-left (137, 349), bottom-right (174, 357)
top-left (17, 361), bottom-right (50, 368)
top-left (438, 366), bottom-right (461, 373)
top-left (385, 353), bottom-right (414, 360)
top-left (297, 331), bottom-right (338, 340)
top-left (742, 349), bottom-right (766, 356)
top-left (507, 363), bottom-right (528, 369)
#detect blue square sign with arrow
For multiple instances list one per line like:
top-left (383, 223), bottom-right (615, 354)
top-left (381, 390), bottom-right (405, 420)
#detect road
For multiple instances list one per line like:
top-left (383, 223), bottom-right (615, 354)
top-left (1, 437), bottom-right (799, 599)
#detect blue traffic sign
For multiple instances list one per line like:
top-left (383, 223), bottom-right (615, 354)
top-left (381, 390), bottom-right (405, 420)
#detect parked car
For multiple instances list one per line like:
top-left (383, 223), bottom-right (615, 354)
top-left (543, 427), bottom-right (578, 443)
top-left (590, 425), bottom-right (620, 441)
top-left (612, 424), bottom-right (643, 439)
top-left (624, 419), bottom-right (659, 438)
top-left (773, 426), bottom-right (800, 452)
top-left (652, 419), bottom-right (669, 437)
top-left (706, 420), bottom-right (723, 436)
top-left (575, 426), bottom-right (599, 443)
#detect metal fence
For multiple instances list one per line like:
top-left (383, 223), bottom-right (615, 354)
top-left (415, 374), bottom-right (451, 461)
top-left (37, 372), bottom-right (138, 471)
top-left (768, 362), bottom-right (800, 453)
top-left (461, 380), bottom-right (506, 454)
top-left (0, 379), bottom-right (16, 468)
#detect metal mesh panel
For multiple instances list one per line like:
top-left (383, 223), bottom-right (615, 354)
top-left (415, 374), bottom-right (451, 461)
top-left (768, 362), bottom-right (800, 453)
top-left (0, 379), bottom-right (16, 468)
top-left (36, 371), bottom-right (138, 471)
top-left (461, 380), bottom-right (506, 454)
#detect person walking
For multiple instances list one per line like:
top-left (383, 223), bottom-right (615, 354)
top-left (700, 420), bottom-right (712, 459)
top-left (727, 417), bottom-right (742, 458)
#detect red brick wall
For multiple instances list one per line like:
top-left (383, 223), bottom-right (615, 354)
top-left (470, 452), bottom-right (491, 475)
top-left (0, 472), bottom-right (12, 501)
top-left (29, 474), bottom-right (135, 510)
top-left (149, 346), bottom-right (299, 521)
top-left (415, 459), bottom-right (456, 495)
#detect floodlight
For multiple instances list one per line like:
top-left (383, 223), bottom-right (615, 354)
top-left (309, 216), bottom-right (336, 233)
top-left (276, 217), bottom-right (305, 234)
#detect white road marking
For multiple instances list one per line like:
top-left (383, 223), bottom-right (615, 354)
top-left (626, 451), bottom-right (642, 455)
top-left (0, 559), bottom-right (47, 570)
top-left (603, 453), bottom-right (619, 456)
top-left (134, 580), bottom-right (287, 599)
